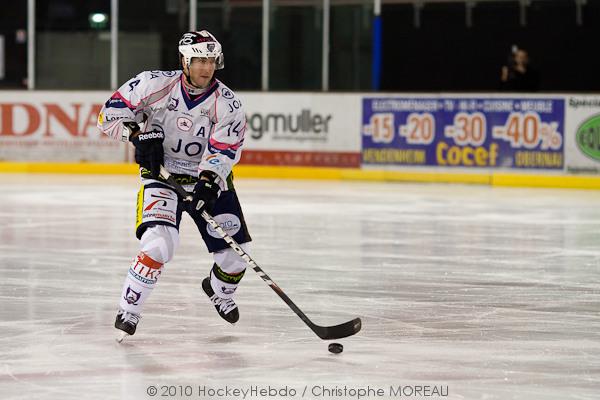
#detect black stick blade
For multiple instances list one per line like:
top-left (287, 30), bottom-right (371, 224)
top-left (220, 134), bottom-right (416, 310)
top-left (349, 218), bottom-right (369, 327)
top-left (311, 317), bottom-right (362, 340)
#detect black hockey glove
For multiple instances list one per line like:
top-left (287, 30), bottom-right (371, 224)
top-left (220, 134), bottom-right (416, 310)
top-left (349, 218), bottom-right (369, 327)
top-left (190, 171), bottom-right (221, 216)
top-left (126, 122), bottom-right (165, 179)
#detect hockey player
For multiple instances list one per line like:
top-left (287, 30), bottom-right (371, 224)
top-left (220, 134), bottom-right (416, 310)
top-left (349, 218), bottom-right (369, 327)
top-left (97, 30), bottom-right (251, 341)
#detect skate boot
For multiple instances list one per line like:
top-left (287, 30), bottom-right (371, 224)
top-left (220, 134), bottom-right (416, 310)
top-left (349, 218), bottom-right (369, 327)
top-left (202, 277), bottom-right (239, 324)
top-left (115, 308), bottom-right (141, 342)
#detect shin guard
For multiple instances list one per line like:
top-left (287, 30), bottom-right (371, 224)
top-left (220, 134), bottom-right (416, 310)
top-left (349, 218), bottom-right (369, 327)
top-left (119, 252), bottom-right (164, 314)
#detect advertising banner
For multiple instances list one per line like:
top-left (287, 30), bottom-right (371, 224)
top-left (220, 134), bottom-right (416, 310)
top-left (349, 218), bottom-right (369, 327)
top-left (362, 97), bottom-right (565, 170)
top-left (564, 96), bottom-right (600, 174)
top-left (0, 91), bottom-right (127, 162)
top-left (240, 93), bottom-right (361, 167)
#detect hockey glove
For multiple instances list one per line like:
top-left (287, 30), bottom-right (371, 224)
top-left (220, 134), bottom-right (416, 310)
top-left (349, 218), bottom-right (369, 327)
top-left (190, 171), bottom-right (221, 216)
top-left (126, 122), bottom-right (165, 179)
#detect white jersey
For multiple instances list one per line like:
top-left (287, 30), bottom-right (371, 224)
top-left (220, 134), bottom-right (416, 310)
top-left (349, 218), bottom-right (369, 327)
top-left (97, 70), bottom-right (246, 189)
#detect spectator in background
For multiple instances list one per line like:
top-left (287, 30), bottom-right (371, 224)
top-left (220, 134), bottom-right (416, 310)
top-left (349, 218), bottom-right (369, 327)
top-left (500, 47), bottom-right (540, 92)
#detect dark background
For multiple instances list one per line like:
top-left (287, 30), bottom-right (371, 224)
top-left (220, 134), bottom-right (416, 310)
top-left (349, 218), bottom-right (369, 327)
top-left (381, 1), bottom-right (600, 92)
top-left (1, 0), bottom-right (598, 91)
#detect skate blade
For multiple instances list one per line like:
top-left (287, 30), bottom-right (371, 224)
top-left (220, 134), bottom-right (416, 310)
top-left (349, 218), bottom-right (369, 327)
top-left (116, 331), bottom-right (129, 343)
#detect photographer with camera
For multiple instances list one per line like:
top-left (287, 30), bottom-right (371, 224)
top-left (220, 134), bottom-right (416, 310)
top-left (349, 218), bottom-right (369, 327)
top-left (500, 46), bottom-right (540, 92)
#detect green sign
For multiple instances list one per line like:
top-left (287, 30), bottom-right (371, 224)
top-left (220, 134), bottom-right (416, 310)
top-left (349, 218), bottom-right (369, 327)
top-left (576, 114), bottom-right (600, 161)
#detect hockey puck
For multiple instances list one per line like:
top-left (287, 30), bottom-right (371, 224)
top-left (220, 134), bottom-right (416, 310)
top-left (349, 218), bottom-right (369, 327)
top-left (328, 343), bottom-right (343, 354)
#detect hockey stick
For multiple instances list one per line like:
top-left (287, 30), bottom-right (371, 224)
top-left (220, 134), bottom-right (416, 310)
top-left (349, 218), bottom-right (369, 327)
top-left (159, 166), bottom-right (362, 340)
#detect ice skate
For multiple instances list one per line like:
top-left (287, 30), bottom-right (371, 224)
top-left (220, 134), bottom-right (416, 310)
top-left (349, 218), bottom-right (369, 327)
top-left (202, 277), bottom-right (239, 324)
top-left (115, 309), bottom-right (141, 343)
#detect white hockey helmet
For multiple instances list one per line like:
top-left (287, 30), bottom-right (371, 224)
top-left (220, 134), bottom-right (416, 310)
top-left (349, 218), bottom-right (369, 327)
top-left (178, 30), bottom-right (224, 70)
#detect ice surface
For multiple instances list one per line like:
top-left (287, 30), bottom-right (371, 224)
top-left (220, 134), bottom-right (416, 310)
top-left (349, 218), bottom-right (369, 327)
top-left (0, 174), bottom-right (599, 400)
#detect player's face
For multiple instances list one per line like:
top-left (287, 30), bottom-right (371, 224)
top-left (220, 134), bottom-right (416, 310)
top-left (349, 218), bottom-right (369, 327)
top-left (186, 57), bottom-right (216, 89)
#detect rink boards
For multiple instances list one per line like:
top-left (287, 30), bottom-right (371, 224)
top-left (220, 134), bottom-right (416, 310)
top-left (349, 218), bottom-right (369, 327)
top-left (0, 91), bottom-right (599, 189)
